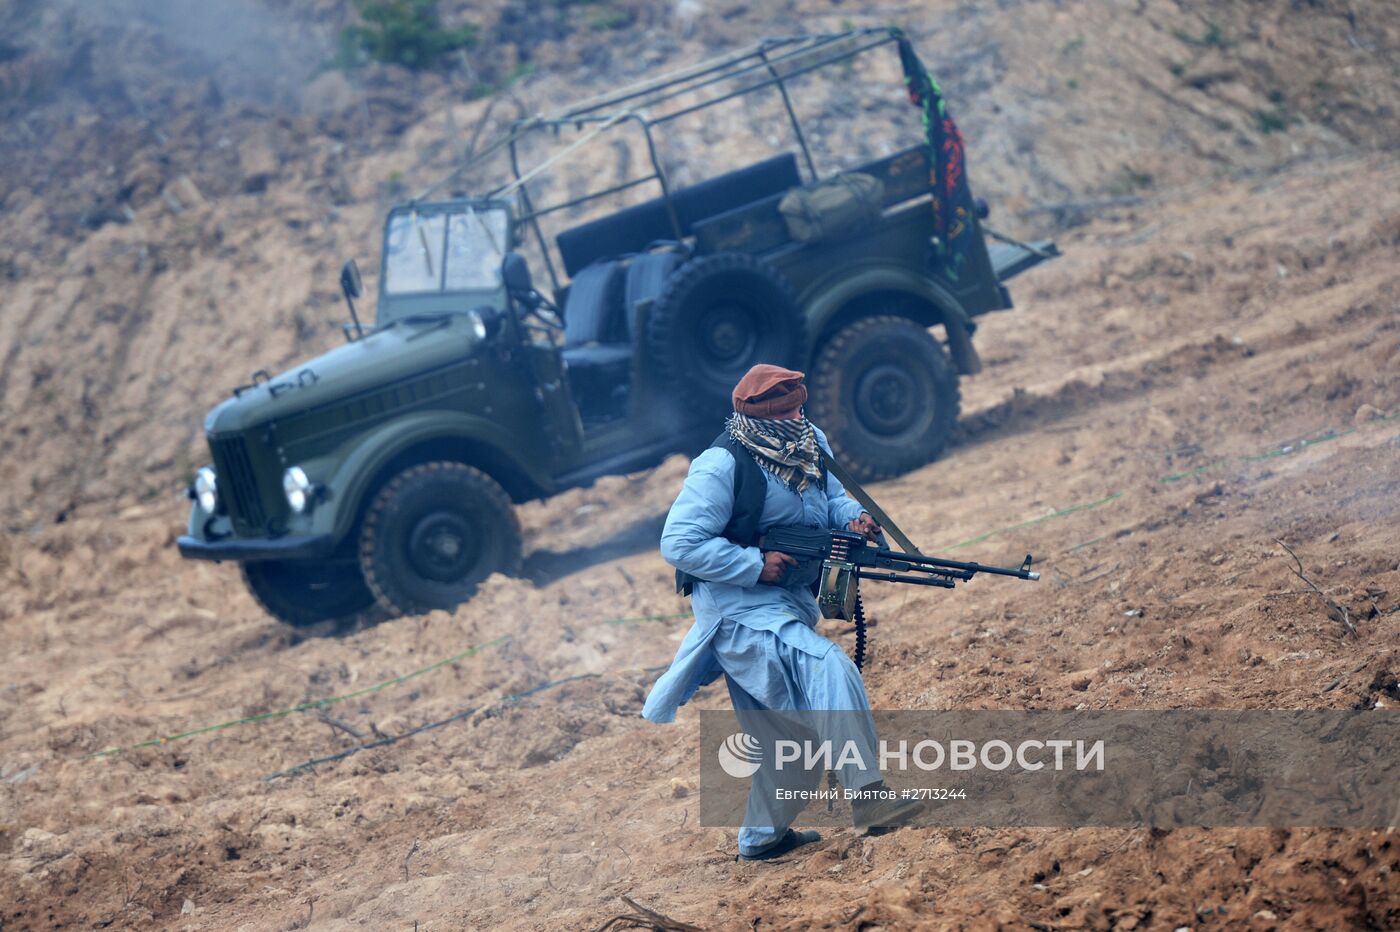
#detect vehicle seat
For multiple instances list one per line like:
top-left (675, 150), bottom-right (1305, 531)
top-left (561, 253), bottom-right (683, 421)
top-left (561, 261), bottom-right (630, 419)
top-left (555, 153), bottom-right (801, 277)
top-left (563, 260), bottom-right (627, 347)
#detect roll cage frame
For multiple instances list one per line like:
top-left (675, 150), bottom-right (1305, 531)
top-left (417, 28), bottom-right (911, 294)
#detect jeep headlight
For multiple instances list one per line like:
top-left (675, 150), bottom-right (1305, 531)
top-left (283, 466), bottom-right (313, 514)
top-left (194, 467), bottom-right (218, 513)
top-left (466, 308), bottom-right (487, 341)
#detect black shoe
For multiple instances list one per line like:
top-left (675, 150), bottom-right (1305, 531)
top-left (737, 829), bottom-right (822, 861)
top-left (850, 783), bottom-right (924, 831)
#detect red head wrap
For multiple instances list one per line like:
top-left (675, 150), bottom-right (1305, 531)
top-left (732, 364), bottom-right (807, 418)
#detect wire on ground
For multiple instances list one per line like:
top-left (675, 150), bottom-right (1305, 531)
top-left (84, 635), bottom-right (512, 760)
top-left (87, 610), bottom-right (691, 762)
top-left (941, 493), bottom-right (1125, 552)
top-left (263, 665), bottom-right (668, 781)
top-left (606, 612), bottom-right (691, 626)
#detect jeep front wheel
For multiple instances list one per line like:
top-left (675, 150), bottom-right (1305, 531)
top-left (241, 558), bottom-right (378, 628)
top-left (807, 315), bottom-right (961, 481)
top-left (359, 462), bottom-right (522, 616)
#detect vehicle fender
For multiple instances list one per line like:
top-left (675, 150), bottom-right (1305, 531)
top-left (802, 264), bottom-right (982, 375)
top-left (321, 411), bottom-right (549, 543)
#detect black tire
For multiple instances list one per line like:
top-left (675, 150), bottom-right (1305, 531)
top-left (358, 462), bottom-right (522, 616)
top-left (240, 558), bottom-right (378, 628)
top-left (807, 315), bottom-right (961, 481)
top-left (644, 252), bottom-right (805, 413)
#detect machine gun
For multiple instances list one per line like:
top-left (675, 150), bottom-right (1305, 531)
top-left (759, 526), bottom-right (1039, 668)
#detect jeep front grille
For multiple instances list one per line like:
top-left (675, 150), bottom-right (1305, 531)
top-left (209, 435), bottom-right (268, 531)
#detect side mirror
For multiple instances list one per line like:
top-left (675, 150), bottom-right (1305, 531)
top-left (501, 252), bottom-right (533, 296)
top-left (339, 259), bottom-right (365, 339)
top-left (340, 259), bottom-right (364, 299)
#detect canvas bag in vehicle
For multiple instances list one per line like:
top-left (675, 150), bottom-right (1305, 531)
top-left (778, 172), bottom-right (885, 243)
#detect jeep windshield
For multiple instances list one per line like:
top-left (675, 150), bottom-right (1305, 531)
top-left (383, 205), bottom-right (509, 296)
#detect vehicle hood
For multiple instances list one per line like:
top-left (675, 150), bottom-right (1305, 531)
top-left (204, 316), bottom-right (481, 434)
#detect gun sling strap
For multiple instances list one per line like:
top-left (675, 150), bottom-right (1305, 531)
top-left (816, 450), bottom-right (921, 555)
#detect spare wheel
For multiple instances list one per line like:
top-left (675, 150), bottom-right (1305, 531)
top-left (643, 252), bottom-right (805, 413)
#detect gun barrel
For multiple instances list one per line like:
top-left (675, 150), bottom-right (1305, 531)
top-left (758, 528), bottom-right (1039, 582)
top-left (882, 550), bottom-right (1039, 581)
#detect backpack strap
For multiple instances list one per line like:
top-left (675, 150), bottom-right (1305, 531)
top-left (675, 432), bottom-right (768, 596)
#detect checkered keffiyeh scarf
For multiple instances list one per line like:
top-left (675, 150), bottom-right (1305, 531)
top-left (726, 412), bottom-right (824, 492)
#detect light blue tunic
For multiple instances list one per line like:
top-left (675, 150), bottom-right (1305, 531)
top-left (642, 427), bottom-right (868, 723)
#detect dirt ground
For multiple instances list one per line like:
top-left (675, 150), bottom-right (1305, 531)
top-left (3, 1), bottom-right (1400, 930)
top-left (2, 152), bottom-right (1397, 930)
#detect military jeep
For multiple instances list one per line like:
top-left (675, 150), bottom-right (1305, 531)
top-left (177, 30), bottom-right (1057, 626)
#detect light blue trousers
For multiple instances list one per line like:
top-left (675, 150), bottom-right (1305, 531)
top-left (711, 618), bottom-right (881, 855)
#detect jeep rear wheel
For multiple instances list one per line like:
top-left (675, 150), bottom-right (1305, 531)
top-left (808, 315), bottom-right (961, 481)
top-left (240, 558), bottom-right (378, 628)
top-left (359, 462), bottom-right (522, 616)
